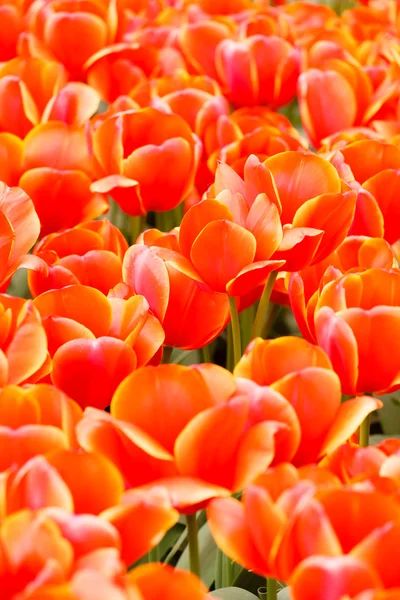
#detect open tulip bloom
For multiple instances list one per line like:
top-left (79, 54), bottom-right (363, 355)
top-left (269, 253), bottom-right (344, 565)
top-left (1, 0), bottom-right (400, 598)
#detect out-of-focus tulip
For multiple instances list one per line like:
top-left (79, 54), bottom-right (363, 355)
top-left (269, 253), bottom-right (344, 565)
top-left (208, 462), bottom-right (341, 581)
top-left (20, 122), bottom-right (108, 235)
top-left (234, 336), bottom-right (381, 464)
top-left (86, 43), bottom-right (184, 103)
top-left (77, 363), bottom-right (302, 511)
top-left (0, 0), bottom-right (23, 61)
top-left (25, 0), bottom-right (118, 79)
top-left (304, 268), bottom-right (400, 395)
top-left (0, 508), bottom-right (126, 597)
top-left (215, 35), bottom-right (300, 108)
top-left (0, 295), bottom-right (50, 387)
top-left (0, 183), bottom-right (46, 290)
top-left (28, 219), bottom-right (128, 296)
top-left (0, 384), bottom-right (82, 470)
top-left (122, 243), bottom-right (229, 349)
top-left (0, 133), bottom-right (23, 186)
top-left (33, 284), bottom-right (164, 408)
top-left (206, 106), bottom-right (308, 177)
top-left (127, 563), bottom-right (216, 599)
top-left (90, 107), bottom-right (201, 216)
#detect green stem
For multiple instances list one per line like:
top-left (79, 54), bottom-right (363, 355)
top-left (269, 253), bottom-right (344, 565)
top-left (215, 549), bottom-right (223, 590)
top-left (240, 303), bottom-right (256, 352)
top-left (202, 344), bottom-right (211, 363)
top-left (130, 215), bottom-right (144, 244)
top-left (228, 296), bottom-right (242, 368)
top-left (267, 578), bottom-right (277, 600)
top-left (251, 271), bottom-right (278, 340)
top-left (186, 513), bottom-right (200, 577)
top-left (162, 346), bottom-right (173, 364)
top-left (226, 323), bottom-right (233, 372)
top-left (359, 414), bottom-right (370, 447)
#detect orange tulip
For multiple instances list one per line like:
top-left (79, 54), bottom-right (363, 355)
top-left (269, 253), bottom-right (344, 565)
top-left (0, 508), bottom-right (127, 597)
top-left (208, 462), bottom-right (341, 580)
top-left (0, 0), bottom-right (23, 61)
top-left (234, 336), bottom-right (381, 464)
top-left (90, 107), bottom-right (201, 216)
top-left (28, 219), bottom-right (128, 297)
top-left (25, 0), bottom-right (118, 79)
top-left (288, 235), bottom-right (397, 340)
top-left (215, 35), bottom-right (300, 108)
top-left (180, 152), bottom-right (355, 295)
top-left (122, 244), bottom-right (229, 349)
top-left (206, 106), bottom-right (308, 177)
top-left (77, 363), bottom-right (302, 511)
top-left (0, 133), bottom-right (24, 186)
top-left (0, 56), bottom-right (67, 137)
top-left (127, 563), bottom-right (215, 599)
top-left (0, 295), bottom-right (51, 387)
top-left (20, 122), bottom-right (108, 235)
top-left (32, 284), bottom-right (164, 408)
top-left (0, 183), bottom-right (47, 290)
top-left (86, 43), bottom-right (184, 103)
top-left (179, 20), bottom-right (232, 82)
top-left (335, 140), bottom-right (400, 244)
top-left (309, 268), bottom-right (400, 395)
top-left (0, 384), bottom-right (82, 471)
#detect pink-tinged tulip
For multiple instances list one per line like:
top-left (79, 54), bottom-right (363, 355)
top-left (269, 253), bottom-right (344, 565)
top-left (215, 35), bottom-right (300, 108)
top-left (122, 244), bottom-right (229, 349)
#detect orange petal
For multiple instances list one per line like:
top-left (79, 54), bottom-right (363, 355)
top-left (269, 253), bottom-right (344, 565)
top-left (51, 337), bottom-right (137, 410)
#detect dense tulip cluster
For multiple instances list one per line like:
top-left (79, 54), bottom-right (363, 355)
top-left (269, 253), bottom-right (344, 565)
top-left (1, 0), bottom-right (400, 598)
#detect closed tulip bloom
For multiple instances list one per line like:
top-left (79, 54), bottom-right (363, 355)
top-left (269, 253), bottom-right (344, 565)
top-left (0, 133), bottom-right (24, 186)
top-left (77, 363), bottom-right (302, 511)
top-left (122, 244), bottom-right (229, 349)
top-left (28, 219), bottom-right (128, 297)
top-left (90, 107), bottom-right (201, 216)
top-left (33, 285), bottom-right (164, 408)
top-left (288, 235), bottom-right (397, 340)
top-left (20, 122), bottom-right (108, 235)
top-left (128, 563), bottom-right (216, 600)
top-left (215, 35), bottom-right (300, 109)
top-left (25, 0), bottom-right (118, 79)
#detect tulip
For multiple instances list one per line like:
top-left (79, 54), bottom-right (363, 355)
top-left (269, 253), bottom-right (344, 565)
top-left (215, 35), bottom-right (300, 108)
top-left (28, 219), bottom-right (128, 297)
top-left (234, 336), bottom-right (381, 464)
top-left (33, 284), bottom-right (164, 408)
top-left (0, 0), bottom-right (22, 61)
top-left (122, 244), bottom-right (229, 350)
top-left (90, 107), bottom-right (201, 216)
top-left (77, 363), bottom-right (302, 511)
top-left (127, 563), bottom-right (216, 599)
top-left (20, 122), bottom-right (108, 236)
top-left (308, 268), bottom-right (400, 395)
top-left (0, 183), bottom-right (46, 289)
top-left (25, 0), bottom-right (118, 79)
top-left (0, 384), bottom-right (82, 471)
top-left (0, 133), bottom-right (23, 186)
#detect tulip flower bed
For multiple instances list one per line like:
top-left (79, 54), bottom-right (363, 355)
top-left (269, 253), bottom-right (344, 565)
top-left (1, 0), bottom-right (400, 597)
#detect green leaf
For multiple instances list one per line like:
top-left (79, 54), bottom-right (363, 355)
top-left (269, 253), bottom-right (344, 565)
top-left (177, 523), bottom-right (217, 587)
top-left (210, 588), bottom-right (259, 599)
top-left (376, 391), bottom-right (400, 435)
top-left (277, 587), bottom-right (292, 599)
top-left (158, 523), bottom-right (186, 559)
